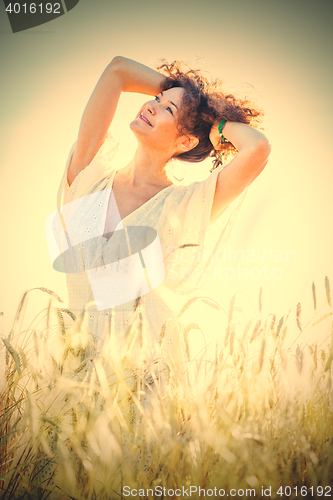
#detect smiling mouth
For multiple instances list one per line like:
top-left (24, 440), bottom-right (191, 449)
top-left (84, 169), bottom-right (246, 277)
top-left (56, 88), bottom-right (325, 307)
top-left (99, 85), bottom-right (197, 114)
top-left (139, 114), bottom-right (152, 126)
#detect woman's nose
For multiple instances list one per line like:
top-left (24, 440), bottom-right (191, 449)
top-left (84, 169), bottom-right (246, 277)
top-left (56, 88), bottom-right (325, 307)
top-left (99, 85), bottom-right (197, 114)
top-left (146, 102), bottom-right (155, 115)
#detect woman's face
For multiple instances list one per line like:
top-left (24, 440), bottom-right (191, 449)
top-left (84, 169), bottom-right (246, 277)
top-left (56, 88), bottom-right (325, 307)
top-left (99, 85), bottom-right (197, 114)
top-left (130, 87), bottom-right (185, 155)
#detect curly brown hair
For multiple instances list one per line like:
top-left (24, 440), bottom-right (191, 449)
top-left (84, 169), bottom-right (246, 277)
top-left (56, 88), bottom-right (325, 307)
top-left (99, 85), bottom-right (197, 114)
top-left (157, 61), bottom-right (263, 169)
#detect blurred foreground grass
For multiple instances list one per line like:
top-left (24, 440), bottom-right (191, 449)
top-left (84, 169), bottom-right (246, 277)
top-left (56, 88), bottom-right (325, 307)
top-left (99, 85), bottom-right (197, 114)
top-left (0, 279), bottom-right (333, 499)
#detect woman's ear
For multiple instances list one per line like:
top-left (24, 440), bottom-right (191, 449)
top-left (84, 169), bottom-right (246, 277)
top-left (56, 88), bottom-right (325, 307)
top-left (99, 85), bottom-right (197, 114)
top-left (177, 135), bottom-right (199, 153)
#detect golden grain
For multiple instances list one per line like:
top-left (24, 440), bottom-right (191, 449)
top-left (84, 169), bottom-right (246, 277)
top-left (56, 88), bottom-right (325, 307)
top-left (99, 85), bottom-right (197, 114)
top-left (0, 279), bottom-right (332, 499)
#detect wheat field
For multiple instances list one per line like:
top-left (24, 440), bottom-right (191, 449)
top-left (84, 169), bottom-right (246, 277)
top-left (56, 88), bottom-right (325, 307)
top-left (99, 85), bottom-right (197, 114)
top-left (0, 279), bottom-right (332, 499)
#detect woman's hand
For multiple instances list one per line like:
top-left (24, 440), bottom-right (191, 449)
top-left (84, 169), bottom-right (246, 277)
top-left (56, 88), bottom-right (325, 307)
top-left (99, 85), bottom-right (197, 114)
top-left (209, 122), bottom-right (224, 150)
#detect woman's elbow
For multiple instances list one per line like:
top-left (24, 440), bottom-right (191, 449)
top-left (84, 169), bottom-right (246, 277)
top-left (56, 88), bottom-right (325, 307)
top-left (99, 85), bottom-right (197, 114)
top-left (255, 136), bottom-right (271, 160)
top-left (249, 137), bottom-right (271, 180)
top-left (106, 56), bottom-right (129, 88)
top-left (109, 56), bottom-right (126, 72)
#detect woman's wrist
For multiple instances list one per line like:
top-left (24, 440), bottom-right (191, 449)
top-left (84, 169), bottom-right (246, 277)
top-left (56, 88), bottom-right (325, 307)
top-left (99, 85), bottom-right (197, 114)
top-left (218, 119), bottom-right (228, 143)
top-left (209, 121), bottom-right (230, 150)
top-left (210, 120), bottom-right (268, 151)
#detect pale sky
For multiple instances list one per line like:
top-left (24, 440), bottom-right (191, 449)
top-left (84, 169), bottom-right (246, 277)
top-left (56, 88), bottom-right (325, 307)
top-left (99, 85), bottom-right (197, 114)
top-left (0, 0), bottom-right (332, 343)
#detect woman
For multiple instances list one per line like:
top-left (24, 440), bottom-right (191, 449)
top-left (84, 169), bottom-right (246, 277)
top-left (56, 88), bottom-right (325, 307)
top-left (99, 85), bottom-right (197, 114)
top-left (56, 56), bottom-right (270, 375)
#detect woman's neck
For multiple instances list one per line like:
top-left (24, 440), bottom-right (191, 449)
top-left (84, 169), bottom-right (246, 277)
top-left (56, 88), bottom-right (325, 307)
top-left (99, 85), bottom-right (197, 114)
top-left (120, 146), bottom-right (173, 188)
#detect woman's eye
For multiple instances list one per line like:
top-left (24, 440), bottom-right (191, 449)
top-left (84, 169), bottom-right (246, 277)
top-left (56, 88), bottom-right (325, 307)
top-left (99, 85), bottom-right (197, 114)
top-left (155, 95), bottom-right (173, 115)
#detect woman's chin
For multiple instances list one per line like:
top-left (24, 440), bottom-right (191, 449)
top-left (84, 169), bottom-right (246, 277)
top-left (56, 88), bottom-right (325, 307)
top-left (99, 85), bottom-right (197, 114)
top-left (129, 119), bottom-right (142, 134)
top-left (129, 120), bottom-right (149, 140)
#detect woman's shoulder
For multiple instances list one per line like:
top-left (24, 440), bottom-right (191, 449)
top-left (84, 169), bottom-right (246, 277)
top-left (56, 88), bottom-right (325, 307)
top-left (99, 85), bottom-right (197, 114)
top-left (69, 131), bottom-right (119, 185)
top-left (57, 131), bottom-right (119, 207)
top-left (166, 166), bottom-right (223, 199)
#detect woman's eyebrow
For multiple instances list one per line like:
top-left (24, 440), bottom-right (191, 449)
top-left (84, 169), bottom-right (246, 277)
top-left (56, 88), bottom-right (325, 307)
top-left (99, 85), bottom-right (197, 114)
top-left (160, 91), bottom-right (178, 110)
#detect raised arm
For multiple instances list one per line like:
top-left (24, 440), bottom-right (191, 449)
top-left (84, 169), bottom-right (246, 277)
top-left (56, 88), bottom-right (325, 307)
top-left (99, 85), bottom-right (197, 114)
top-left (209, 121), bottom-right (271, 222)
top-left (67, 57), bottom-right (166, 186)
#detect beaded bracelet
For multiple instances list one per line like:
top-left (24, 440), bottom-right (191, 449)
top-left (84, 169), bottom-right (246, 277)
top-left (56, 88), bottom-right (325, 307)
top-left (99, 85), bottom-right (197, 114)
top-left (218, 118), bottom-right (228, 143)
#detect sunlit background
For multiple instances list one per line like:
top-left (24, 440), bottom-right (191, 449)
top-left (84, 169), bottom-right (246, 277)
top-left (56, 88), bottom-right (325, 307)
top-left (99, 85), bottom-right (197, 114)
top-left (0, 0), bottom-right (332, 348)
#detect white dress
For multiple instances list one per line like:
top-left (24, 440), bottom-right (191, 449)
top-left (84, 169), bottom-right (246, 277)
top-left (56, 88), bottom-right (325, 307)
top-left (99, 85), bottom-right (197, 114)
top-left (54, 132), bottom-right (243, 372)
top-left (5, 132), bottom-right (245, 499)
